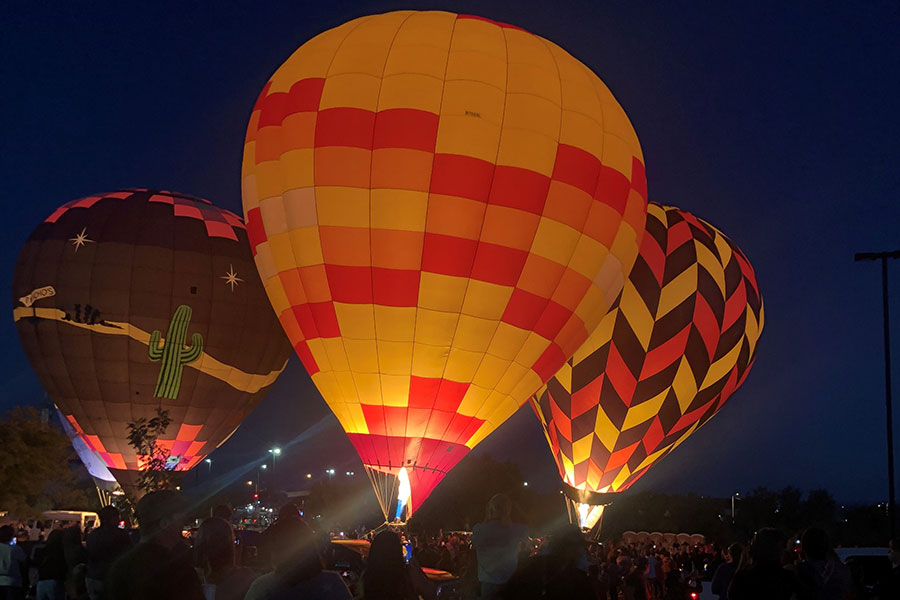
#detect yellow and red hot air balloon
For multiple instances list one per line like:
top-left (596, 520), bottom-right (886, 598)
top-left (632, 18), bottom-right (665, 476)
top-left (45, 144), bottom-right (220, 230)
top-left (12, 190), bottom-right (293, 496)
top-left (243, 10), bottom-right (648, 519)
top-left (532, 203), bottom-right (764, 531)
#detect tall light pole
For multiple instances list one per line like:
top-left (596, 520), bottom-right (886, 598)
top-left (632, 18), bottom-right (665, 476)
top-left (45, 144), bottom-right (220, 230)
top-left (269, 448), bottom-right (281, 487)
top-left (731, 492), bottom-right (740, 520)
top-left (855, 249), bottom-right (899, 538)
top-left (205, 458), bottom-right (212, 475)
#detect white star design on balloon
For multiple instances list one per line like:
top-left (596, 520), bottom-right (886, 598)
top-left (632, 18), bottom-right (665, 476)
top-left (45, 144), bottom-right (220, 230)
top-left (68, 227), bottom-right (94, 253)
top-left (221, 264), bottom-right (244, 291)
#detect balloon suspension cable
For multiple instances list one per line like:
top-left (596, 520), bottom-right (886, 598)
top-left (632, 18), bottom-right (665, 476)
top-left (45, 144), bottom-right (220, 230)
top-left (364, 466), bottom-right (400, 523)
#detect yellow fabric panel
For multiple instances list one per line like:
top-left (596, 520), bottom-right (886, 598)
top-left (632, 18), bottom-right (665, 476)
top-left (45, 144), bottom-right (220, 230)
top-left (315, 187), bottom-right (370, 228)
top-left (714, 232), bottom-right (734, 266)
top-left (287, 227), bottom-right (324, 267)
top-left (266, 233), bottom-right (296, 274)
top-left (377, 72), bottom-right (444, 113)
top-left (334, 302), bottom-right (376, 340)
top-left (410, 343), bottom-right (449, 379)
top-left (312, 370), bottom-right (345, 405)
top-left (593, 404), bottom-right (619, 452)
top-left (444, 347), bottom-right (483, 382)
top-left (374, 306), bottom-right (417, 343)
top-left (555, 362), bottom-right (573, 394)
top-left (441, 79), bottom-right (506, 125)
top-left (507, 35), bottom-right (559, 93)
top-left (513, 332), bottom-right (551, 368)
top-left (306, 338), bottom-right (333, 372)
top-left (461, 280), bottom-right (513, 320)
top-left (502, 93), bottom-right (561, 145)
top-left (344, 338), bottom-right (379, 373)
top-left (268, 17), bottom-right (368, 93)
top-left (282, 187), bottom-right (318, 229)
top-left (322, 338), bottom-right (351, 372)
top-left (486, 322), bottom-right (530, 361)
top-left (242, 156), bottom-right (258, 203)
top-left (622, 388), bottom-right (669, 430)
top-left (496, 127), bottom-right (557, 176)
top-left (259, 196), bottom-right (288, 237)
top-left (454, 314), bottom-right (499, 353)
top-left (656, 263), bottom-right (698, 320)
top-left (380, 373), bottom-right (411, 406)
top-left (434, 115), bottom-right (501, 163)
top-left (279, 149), bottom-right (316, 190)
top-left (264, 278), bottom-right (290, 315)
top-left (458, 385), bottom-right (491, 417)
top-left (254, 161), bottom-right (286, 203)
top-left (558, 110), bottom-right (605, 159)
top-left (388, 10), bottom-right (456, 56)
top-left (495, 361), bottom-right (528, 395)
top-left (611, 465), bottom-right (632, 490)
top-left (327, 11), bottom-right (412, 77)
top-left (560, 454), bottom-right (575, 484)
top-left (569, 235), bottom-right (609, 280)
top-left (572, 435), bottom-right (593, 464)
top-left (446, 18), bottom-right (506, 87)
top-left (672, 358), bottom-right (699, 413)
top-left (620, 283), bottom-right (654, 350)
top-left (694, 240), bottom-right (726, 296)
top-left (464, 420), bottom-right (494, 449)
top-left (419, 272), bottom-right (468, 312)
top-left (531, 217), bottom-right (581, 266)
top-left (346, 402), bottom-right (370, 435)
top-left (376, 340), bottom-right (413, 376)
top-left (353, 372), bottom-right (383, 403)
top-left (253, 242), bottom-right (276, 282)
top-left (509, 370), bottom-right (542, 403)
top-left (413, 308), bottom-right (458, 347)
top-left (573, 287), bottom-right (612, 342)
top-left (472, 353), bottom-right (510, 389)
top-left (599, 134), bottom-right (635, 182)
top-left (320, 73), bottom-right (382, 111)
top-left (370, 189), bottom-right (428, 231)
top-left (701, 342), bottom-right (743, 391)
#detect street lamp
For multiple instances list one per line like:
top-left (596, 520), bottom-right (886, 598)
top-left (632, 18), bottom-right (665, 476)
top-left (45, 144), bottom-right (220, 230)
top-left (855, 249), bottom-right (900, 538)
top-left (732, 492), bottom-right (740, 520)
top-left (268, 447), bottom-right (281, 484)
top-left (205, 458), bottom-right (212, 474)
top-left (306, 473), bottom-right (312, 479)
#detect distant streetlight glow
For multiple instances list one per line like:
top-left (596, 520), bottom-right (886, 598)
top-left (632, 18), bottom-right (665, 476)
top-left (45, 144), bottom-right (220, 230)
top-left (261, 464), bottom-right (267, 469)
top-left (246, 481), bottom-right (253, 486)
top-left (523, 482), bottom-right (528, 486)
top-left (306, 473), bottom-right (312, 479)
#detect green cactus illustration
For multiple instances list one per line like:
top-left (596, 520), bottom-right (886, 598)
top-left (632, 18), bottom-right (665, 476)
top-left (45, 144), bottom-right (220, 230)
top-left (148, 304), bottom-right (203, 400)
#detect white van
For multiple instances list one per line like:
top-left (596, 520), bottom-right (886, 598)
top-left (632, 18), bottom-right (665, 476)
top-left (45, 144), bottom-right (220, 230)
top-left (25, 510), bottom-right (99, 539)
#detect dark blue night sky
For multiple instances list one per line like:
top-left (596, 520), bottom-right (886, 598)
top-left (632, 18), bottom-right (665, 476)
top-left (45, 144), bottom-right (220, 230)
top-left (2, 1), bottom-right (898, 504)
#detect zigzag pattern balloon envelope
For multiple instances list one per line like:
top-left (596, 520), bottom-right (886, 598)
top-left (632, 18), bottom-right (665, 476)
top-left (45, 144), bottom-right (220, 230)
top-left (242, 10), bottom-right (648, 517)
top-left (532, 203), bottom-right (763, 524)
top-left (12, 190), bottom-right (293, 491)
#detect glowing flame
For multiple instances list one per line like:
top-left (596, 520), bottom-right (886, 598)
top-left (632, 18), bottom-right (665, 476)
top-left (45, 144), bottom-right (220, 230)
top-left (395, 467), bottom-right (412, 521)
top-left (576, 503), bottom-right (604, 530)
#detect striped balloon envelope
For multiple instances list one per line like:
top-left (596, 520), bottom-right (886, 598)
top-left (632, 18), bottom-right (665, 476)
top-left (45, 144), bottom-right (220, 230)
top-left (532, 203), bottom-right (763, 530)
top-left (242, 10), bottom-right (648, 519)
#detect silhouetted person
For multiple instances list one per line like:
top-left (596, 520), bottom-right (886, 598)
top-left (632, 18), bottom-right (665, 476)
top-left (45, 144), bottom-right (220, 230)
top-left (362, 530), bottom-right (436, 600)
top-left (727, 528), bottom-right (801, 600)
top-left (0, 525), bottom-right (27, 600)
top-left (106, 490), bottom-right (204, 600)
top-left (85, 505), bottom-right (130, 600)
top-left (711, 543), bottom-right (742, 600)
top-left (194, 517), bottom-right (256, 600)
top-left (243, 517), bottom-right (350, 600)
top-left (210, 505), bottom-right (233, 522)
top-left (501, 525), bottom-right (593, 600)
top-left (472, 494), bottom-right (528, 600)
top-left (873, 536), bottom-right (900, 600)
top-left (35, 530), bottom-right (67, 600)
top-left (795, 527), bottom-right (851, 600)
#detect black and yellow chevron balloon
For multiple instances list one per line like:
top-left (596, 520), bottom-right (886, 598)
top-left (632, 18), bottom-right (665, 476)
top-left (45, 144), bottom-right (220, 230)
top-left (531, 203), bottom-right (763, 507)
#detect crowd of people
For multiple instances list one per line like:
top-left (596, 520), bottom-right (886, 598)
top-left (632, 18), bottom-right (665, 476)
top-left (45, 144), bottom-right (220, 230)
top-left (1, 490), bottom-right (898, 600)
